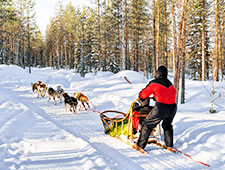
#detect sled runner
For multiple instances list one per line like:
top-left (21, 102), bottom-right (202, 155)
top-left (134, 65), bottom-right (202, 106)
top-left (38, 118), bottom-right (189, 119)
top-left (100, 98), bottom-right (167, 154)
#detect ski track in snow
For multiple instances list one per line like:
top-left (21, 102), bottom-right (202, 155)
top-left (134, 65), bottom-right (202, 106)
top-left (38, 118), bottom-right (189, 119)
top-left (1, 66), bottom-right (222, 169)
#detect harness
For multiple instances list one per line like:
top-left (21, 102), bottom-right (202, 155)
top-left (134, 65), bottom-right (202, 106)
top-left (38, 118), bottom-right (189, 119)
top-left (68, 98), bottom-right (78, 105)
top-left (49, 88), bottom-right (54, 95)
top-left (63, 93), bottom-right (77, 105)
top-left (58, 89), bottom-right (64, 95)
top-left (77, 93), bottom-right (83, 100)
top-left (40, 84), bottom-right (46, 88)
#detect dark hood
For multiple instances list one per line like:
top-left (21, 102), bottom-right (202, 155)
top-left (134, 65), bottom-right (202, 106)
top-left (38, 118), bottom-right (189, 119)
top-left (155, 66), bottom-right (168, 79)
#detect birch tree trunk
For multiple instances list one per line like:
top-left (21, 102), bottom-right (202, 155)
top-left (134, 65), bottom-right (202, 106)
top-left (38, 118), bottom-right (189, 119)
top-left (210, 67), bottom-right (217, 113)
top-left (210, 78), bottom-right (215, 113)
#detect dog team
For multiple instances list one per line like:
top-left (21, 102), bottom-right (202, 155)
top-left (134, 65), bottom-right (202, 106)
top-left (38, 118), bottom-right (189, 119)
top-left (31, 81), bottom-right (90, 114)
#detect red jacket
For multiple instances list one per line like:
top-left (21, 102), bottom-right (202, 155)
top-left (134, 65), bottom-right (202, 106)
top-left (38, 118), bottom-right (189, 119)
top-left (139, 78), bottom-right (176, 104)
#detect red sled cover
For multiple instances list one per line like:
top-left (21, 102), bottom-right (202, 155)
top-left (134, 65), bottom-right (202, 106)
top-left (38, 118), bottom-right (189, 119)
top-left (132, 111), bottom-right (140, 130)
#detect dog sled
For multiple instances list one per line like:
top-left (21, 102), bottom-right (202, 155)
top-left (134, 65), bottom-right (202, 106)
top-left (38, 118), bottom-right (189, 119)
top-left (100, 98), bottom-right (175, 154)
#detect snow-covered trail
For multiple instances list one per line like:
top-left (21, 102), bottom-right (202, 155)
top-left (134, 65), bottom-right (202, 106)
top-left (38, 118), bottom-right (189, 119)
top-left (1, 83), bottom-right (143, 169)
top-left (2, 65), bottom-right (224, 169)
top-left (23, 98), bottom-right (198, 170)
top-left (15, 77), bottom-right (203, 169)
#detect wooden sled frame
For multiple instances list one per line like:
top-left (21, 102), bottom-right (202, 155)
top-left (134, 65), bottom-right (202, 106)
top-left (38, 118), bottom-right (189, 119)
top-left (100, 98), bottom-right (211, 168)
top-left (100, 98), bottom-right (161, 144)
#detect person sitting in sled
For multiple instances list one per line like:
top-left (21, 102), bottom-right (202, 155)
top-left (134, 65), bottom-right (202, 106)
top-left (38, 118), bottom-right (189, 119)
top-left (137, 66), bottom-right (177, 149)
top-left (132, 98), bottom-right (153, 134)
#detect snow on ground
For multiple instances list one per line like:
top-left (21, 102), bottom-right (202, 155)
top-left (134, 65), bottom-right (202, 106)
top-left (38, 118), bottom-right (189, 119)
top-left (0, 64), bottom-right (225, 170)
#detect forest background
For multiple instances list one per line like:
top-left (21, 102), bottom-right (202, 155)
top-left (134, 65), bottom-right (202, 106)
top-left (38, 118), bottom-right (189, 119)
top-left (0, 0), bottom-right (225, 104)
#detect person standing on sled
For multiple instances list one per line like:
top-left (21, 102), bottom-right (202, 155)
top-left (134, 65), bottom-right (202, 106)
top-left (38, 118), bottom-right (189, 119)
top-left (137, 66), bottom-right (177, 149)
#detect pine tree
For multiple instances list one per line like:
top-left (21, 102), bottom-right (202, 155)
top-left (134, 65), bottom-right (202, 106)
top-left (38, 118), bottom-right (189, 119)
top-left (218, 0), bottom-right (225, 80)
top-left (64, 2), bottom-right (80, 69)
top-left (129, 0), bottom-right (148, 72)
top-left (0, 0), bottom-right (17, 64)
top-left (186, 0), bottom-right (211, 80)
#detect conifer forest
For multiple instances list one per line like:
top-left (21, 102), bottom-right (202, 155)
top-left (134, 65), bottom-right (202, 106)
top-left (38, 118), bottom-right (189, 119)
top-left (1, 0), bottom-right (225, 84)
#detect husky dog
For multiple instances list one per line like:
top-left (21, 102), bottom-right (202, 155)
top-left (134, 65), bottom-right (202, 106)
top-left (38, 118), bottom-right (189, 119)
top-left (62, 92), bottom-right (78, 114)
top-left (47, 87), bottom-right (62, 105)
top-left (56, 85), bottom-right (64, 100)
top-left (31, 81), bottom-right (47, 97)
top-left (74, 92), bottom-right (90, 110)
top-left (39, 82), bottom-right (48, 97)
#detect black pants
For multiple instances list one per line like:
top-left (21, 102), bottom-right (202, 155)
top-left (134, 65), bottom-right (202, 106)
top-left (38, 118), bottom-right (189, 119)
top-left (137, 102), bottom-right (177, 149)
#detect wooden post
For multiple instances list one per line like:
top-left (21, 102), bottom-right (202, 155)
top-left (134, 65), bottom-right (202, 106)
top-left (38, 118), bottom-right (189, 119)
top-left (158, 122), bottom-right (161, 136)
top-left (130, 110), bottom-right (133, 143)
top-left (127, 111), bottom-right (132, 139)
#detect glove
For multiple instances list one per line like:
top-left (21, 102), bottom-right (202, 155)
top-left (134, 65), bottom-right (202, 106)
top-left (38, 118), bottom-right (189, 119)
top-left (139, 98), bottom-right (150, 106)
top-left (132, 101), bottom-right (140, 110)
